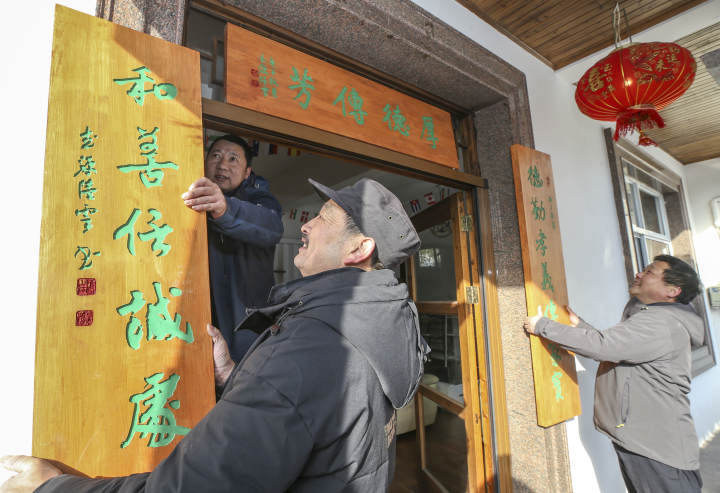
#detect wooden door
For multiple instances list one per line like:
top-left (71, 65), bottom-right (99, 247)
top-left (406, 192), bottom-right (494, 493)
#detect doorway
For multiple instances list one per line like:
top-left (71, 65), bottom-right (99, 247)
top-left (393, 192), bottom-right (494, 493)
top-left (183, 2), bottom-right (528, 488)
top-left (204, 127), bottom-right (492, 491)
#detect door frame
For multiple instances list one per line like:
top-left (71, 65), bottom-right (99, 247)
top-left (407, 192), bottom-right (495, 493)
top-left (202, 99), bottom-right (511, 493)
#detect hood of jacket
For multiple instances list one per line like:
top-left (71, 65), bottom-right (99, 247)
top-left (247, 267), bottom-right (428, 408)
top-left (626, 298), bottom-right (705, 348)
top-left (652, 301), bottom-right (705, 348)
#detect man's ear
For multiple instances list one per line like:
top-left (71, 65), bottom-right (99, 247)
top-left (244, 166), bottom-right (253, 180)
top-left (666, 284), bottom-right (682, 301)
top-left (343, 237), bottom-right (376, 267)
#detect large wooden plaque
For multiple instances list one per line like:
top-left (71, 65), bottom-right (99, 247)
top-left (225, 24), bottom-right (459, 169)
top-left (511, 145), bottom-right (581, 427)
top-left (33, 5), bottom-right (214, 476)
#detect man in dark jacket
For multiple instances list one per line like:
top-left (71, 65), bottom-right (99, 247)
top-left (1, 178), bottom-right (427, 493)
top-left (182, 134), bottom-right (283, 361)
top-left (524, 254), bottom-right (704, 493)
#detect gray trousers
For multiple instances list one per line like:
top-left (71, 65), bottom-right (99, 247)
top-left (613, 444), bottom-right (702, 493)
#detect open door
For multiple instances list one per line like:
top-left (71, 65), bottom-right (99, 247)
top-left (406, 191), bottom-right (494, 493)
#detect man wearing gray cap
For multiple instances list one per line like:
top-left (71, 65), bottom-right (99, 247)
top-left (1, 178), bottom-right (428, 493)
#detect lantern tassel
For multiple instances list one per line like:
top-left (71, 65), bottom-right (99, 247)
top-left (614, 107), bottom-right (665, 141)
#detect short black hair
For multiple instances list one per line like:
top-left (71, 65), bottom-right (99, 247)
top-left (654, 254), bottom-right (700, 304)
top-left (206, 134), bottom-right (253, 167)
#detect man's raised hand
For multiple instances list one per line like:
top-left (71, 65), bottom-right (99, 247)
top-left (523, 305), bottom-right (543, 335)
top-left (182, 177), bottom-right (228, 219)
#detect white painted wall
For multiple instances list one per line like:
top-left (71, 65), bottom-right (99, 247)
top-left (0, 0), bottom-right (97, 485)
top-left (684, 158), bottom-right (720, 444)
top-left (408, 1), bottom-right (720, 492)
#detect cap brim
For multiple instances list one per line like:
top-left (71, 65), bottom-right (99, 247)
top-left (307, 178), bottom-right (353, 218)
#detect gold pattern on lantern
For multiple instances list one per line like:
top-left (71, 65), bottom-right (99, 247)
top-left (589, 67), bottom-right (604, 92)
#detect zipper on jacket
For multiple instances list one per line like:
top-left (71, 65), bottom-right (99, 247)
top-left (619, 377), bottom-right (631, 427)
top-left (271, 300), bottom-right (303, 335)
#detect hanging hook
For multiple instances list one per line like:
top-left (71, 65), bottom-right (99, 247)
top-left (612, 2), bottom-right (633, 48)
top-left (613, 3), bottom-right (621, 47)
top-left (623, 6), bottom-right (633, 44)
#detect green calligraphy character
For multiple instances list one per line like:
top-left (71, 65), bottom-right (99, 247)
top-left (544, 299), bottom-right (559, 321)
top-left (549, 196), bottom-right (557, 230)
top-left (393, 106), bottom-right (410, 135)
top-left (116, 283), bottom-right (193, 350)
top-left (382, 104), bottom-right (392, 129)
top-left (80, 126), bottom-right (98, 149)
top-left (114, 208), bottom-right (142, 256)
top-left (146, 282), bottom-right (194, 345)
top-left (114, 209), bottom-right (173, 257)
top-left (420, 116), bottom-right (438, 149)
top-left (117, 127), bottom-right (178, 188)
top-left (74, 156), bottom-right (97, 177)
top-left (333, 86), bottom-right (367, 125)
top-left (137, 209), bottom-right (173, 257)
top-left (152, 83), bottom-right (176, 100)
top-left (551, 371), bottom-right (564, 401)
top-left (531, 197), bottom-right (546, 221)
top-left (541, 261), bottom-right (554, 294)
top-left (288, 67), bottom-right (314, 109)
top-left (382, 104), bottom-right (410, 136)
top-left (121, 372), bottom-right (190, 448)
top-left (258, 55), bottom-right (278, 98)
top-left (113, 67), bottom-right (177, 106)
top-left (535, 229), bottom-right (547, 256)
top-left (332, 87), bottom-right (348, 115)
top-left (78, 178), bottom-right (96, 200)
top-left (75, 204), bottom-right (97, 233)
top-left (74, 246), bottom-right (100, 270)
top-left (547, 342), bottom-right (562, 367)
top-left (528, 165), bottom-right (543, 188)
top-left (347, 88), bottom-right (367, 125)
top-left (117, 290), bottom-right (148, 350)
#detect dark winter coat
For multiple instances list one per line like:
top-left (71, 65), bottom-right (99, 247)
top-left (208, 172), bottom-right (283, 361)
top-left (37, 267), bottom-right (428, 492)
top-left (536, 298), bottom-right (705, 470)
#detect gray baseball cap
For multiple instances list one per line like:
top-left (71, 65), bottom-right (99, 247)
top-left (308, 178), bottom-right (421, 269)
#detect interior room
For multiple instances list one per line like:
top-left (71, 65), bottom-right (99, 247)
top-left (203, 127), bottom-right (467, 490)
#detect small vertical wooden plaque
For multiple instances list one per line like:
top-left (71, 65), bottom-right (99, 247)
top-left (511, 144), bottom-right (582, 427)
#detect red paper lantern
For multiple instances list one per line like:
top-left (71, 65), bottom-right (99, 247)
top-left (575, 42), bottom-right (696, 145)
